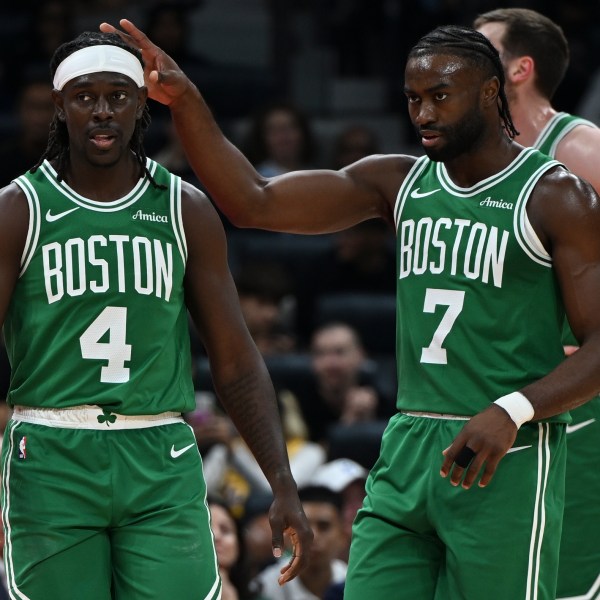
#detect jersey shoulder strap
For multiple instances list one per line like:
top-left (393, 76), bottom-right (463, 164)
top-left (534, 112), bottom-right (598, 158)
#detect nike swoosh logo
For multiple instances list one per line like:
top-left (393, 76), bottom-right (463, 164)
top-left (46, 207), bottom-right (80, 222)
top-left (170, 443), bottom-right (195, 458)
top-left (566, 418), bottom-right (596, 435)
top-left (506, 445), bottom-right (532, 454)
top-left (410, 187), bottom-right (441, 199)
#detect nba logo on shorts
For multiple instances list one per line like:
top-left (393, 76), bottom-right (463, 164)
top-left (18, 436), bottom-right (27, 459)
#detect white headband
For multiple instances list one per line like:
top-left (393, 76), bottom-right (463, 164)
top-left (53, 45), bottom-right (145, 91)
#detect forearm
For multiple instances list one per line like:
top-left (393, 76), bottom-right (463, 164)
top-left (213, 359), bottom-right (295, 491)
top-left (230, 444), bottom-right (271, 493)
top-left (521, 334), bottom-right (600, 419)
top-left (169, 85), bottom-right (266, 228)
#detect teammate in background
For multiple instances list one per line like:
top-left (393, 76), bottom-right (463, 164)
top-left (101, 19), bottom-right (600, 599)
top-left (474, 10), bottom-right (600, 598)
top-left (0, 31), bottom-right (311, 599)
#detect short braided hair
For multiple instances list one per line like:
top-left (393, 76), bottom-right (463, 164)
top-left (408, 25), bottom-right (519, 139)
top-left (31, 31), bottom-right (164, 188)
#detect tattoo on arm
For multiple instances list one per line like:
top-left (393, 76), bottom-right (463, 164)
top-left (218, 369), bottom-right (287, 476)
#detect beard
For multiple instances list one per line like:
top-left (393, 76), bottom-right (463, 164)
top-left (418, 107), bottom-right (487, 163)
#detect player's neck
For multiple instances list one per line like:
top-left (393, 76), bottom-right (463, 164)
top-left (63, 152), bottom-right (144, 202)
top-left (510, 92), bottom-right (557, 148)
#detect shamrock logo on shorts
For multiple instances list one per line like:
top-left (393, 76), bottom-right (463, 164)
top-left (97, 409), bottom-right (117, 426)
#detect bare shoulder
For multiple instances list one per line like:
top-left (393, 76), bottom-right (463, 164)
top-left (344, 153), bottom-right (419, 180)
top-left (344, 153), bottom-right (420, 206)
top-left (0, 181), bottom-right (28, 207)
top-left (555, 125), bottom-right (600, 193)
top-left (0, 182), bottom-right (30, 230)
top-left (528, 165), bottom-right (600, 246)
top-left (559, 122), bottom-right (600, 150)
top-left (0, 182), bottom-right (30, 267)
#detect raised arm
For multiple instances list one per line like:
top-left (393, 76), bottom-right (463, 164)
top-left (99, 19), bottom-right (403, 234)
top-left (180, 182), bottom-right (312, 583)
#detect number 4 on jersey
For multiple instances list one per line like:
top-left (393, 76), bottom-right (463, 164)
top-left (79, 306), bottom-right (132, 383)
top-left (420, 288), bottom-right (465, 365)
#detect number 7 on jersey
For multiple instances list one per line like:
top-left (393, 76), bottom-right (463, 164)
top-left (420, 288), bottom-right (465, 365)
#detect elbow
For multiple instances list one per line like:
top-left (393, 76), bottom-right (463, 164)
top-left (225, 209), bottom-right (258, 229)
top-left (220, 196), bottom-right (270, 230)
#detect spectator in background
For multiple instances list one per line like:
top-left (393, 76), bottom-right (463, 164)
top-left (330, 124), bottom-right (380, 170)
top-left (299, 322), bottom-right (393, 445)
top-left (254, 485), bottom-right (347, 600)
top-left (192, 383), bottom-right (325, 519)
top-left (151, 120), bottom-right (203, 188)
top-left (208, 497), bottom-right (268, 600)
top-left (235, 261), bottom-right (297, 357)
top-left (240, 493), bottom-right (278, 583)
top-left (310, 459), bottom-right (368, 563)
top-left (10, 1), bottom-right (74, 92)
top-left (295, 219), bottom-right (396, 342)
top-left (0, 78), bottom-right (54, 184)
top-left (240, 101), bottom-right (317, 177)
top-left (142, 2), bottom-right (210, 129)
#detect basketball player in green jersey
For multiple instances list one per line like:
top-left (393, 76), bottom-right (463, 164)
top-left (474, 10), bottom-right (600, 598)
top-left (0, 31), bottom-right (312, 600)
top-left (101, 20), bottom-right (600, 599)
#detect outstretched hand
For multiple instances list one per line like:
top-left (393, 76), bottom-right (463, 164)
top-left (268, 490), bottom-right (313, 585)
top-left (99, 19), bottom-right (192, 106)
top-left (440, 403), bottom-right (518, 489)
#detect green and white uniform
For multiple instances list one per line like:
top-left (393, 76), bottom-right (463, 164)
top-left (533, 112), bottom-right (600, 600)
top-left (1, 159), bottom-right (220, 600)
top-left (345, 148), bottom-right (567, 600)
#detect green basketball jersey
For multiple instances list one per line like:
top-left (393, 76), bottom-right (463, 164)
top-left (533, 112), bottom-right (598, 347)
top-left (394, 147), bottom-right (568, 418)
top-left (533, 111), bottom-right (597, 158)
top-left (4, 159), bottom-right (195, 415)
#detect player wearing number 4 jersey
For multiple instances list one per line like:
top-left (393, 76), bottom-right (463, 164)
top-left (0, 31), bottom-right (312, 600)
top-left (101, 18), bottom-right (600, 599)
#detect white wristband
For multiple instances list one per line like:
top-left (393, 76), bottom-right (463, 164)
top-left (494, 392), bottom-right (534, 429)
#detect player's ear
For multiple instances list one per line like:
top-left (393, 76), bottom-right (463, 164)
top-left (482, 75), bottom-right (500, 107)
top-left (508, 56), bottom-right (534, 84)
top-left (51, 89), bottom-right (66, 121)
top-left (136, 86), bottom-right (148, 120)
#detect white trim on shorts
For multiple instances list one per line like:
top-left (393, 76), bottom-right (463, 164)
top-left (400, 410), bottom-right (471, 421)
top-left (11, 405), bottom-right (184, 430)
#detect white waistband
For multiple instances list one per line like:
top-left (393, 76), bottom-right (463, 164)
top-left (12, 405), bottom-right (184, 430)
top-left (401, 410), bottom-right (471, 421)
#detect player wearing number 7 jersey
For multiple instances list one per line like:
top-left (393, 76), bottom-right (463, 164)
top-left (0, 30), bottom-right (312, 600)
top-left (101, 18), bottom-right (600, 599)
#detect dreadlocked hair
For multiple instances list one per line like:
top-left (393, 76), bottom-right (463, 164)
top-left (408, 25), bottom-right (519, 139)
top-left (31, 31), bottom-right (165, 189)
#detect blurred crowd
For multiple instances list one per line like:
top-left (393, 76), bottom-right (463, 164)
top-left (0, 0), bottom-right (599, 597)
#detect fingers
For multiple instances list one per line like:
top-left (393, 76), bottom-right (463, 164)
top-left (98, 19), bottom-right (152, 51)
top-left (454, 446), bottom-right (476, 468)
top-left (442, 443), bottom-right (504, 489)
top-left (277, 527), bottom-right (309, 586)
top-left (441, 444), bottom-right (481, 488)
top-left (116, 19), bottom-right (157, 51)
top-left (99, 22), bottom-right (116, 34)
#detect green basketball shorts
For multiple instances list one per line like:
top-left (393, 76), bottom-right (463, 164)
top-left (556, 396), bottom-right (600, 599)
top-left (344, 411), bottom-right (566, 600)
top-left (1, 405), bottom-right (221, 600)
